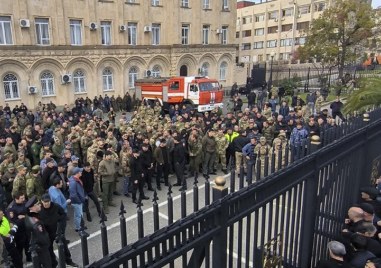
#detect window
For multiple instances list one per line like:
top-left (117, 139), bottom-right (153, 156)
top-left (202, 25), bottom-right (209, 45)
top-left (299, 5), bottom-right (311, 15)
top-left (236, 32), bottom-right (240, 38)
top-left (40, 72), bottom-right (55, 96)
top-left (297, 22), bottom-right (309, 31)
top-left (152, 65), bottom-right (161, 77)
top-left (255, 14), bottom-right (265, 22)
top-left (221, 26), bottom-right (228, 44)
top-left (127, 22), bottom-right (137, 45)
top-left (253, 41), bottom-right (264, 49)
top-left (73, 69), bottom-right (86, 93)
top-left (181, 0), bottom-right (189, 8)
top-left (242, 43), bottom-right (251, 50)
top-left (280, 38), bottom-right (293, 47)
top-left (314, 2), bottom-right (326, 12)
top-left (0, 16), bottom-right (13, 45)
top-left (35, 18), bottom-right (50, 45)
top-left (3, 74), bottom-right (19, 100)
top-left (242, 16), bottom-right (252, 24)
top-left (200, 62), bottom-right (209, 76)
top-left (203, 0), bottom-right (210, 9)
top-left (102, 68), bottom-right (113, 91)
top-left (266, 53), bottom-right (276, 61)
top-left (128, 66), bottom-right (138, 88)
top-left (152, 24), bottom-right (160, 45)
top-left (181, 24), bottom-right (189, 45)
top-left (255, 28), bottom-right (264, 36)
top-left (101, 21), bottom-right (111, 45)
top-left (295, 37), bottom-right (306, 45)
top-left (219, 61), bottom-right (227, 80)
top-left (152, 0), bottom-right (160, 6)
top-left (279, 53), bottom-right (290, 60)
top-left (267, 40), bottom-right (277, 48)
top-left (268, 11), bottom-right (278, 20)
top-left (222, 0), bottom-right (229, 10)
top-left (258, 54), bottom-right (263, 62)
top-left (126, 0), bottom-right (137, 3)
top-left (282, 8), bottom-right (294, 17)
top-left (70, 20), bottom-right (82, 45)
top-left (267, 26), bottom-right (278, 34)
top-left (282, 24), bottom-right (293, 32)
top-left (242, 30), bottom-right (252, 37)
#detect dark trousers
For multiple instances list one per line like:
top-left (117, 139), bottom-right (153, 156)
top-left (15, 232), bottom-right (30, 261)
top-left (36, 245), bottom-right (52, 268)
top-left (156, 163), bottom-right (169, 186)
top-left (203, 151), bottom-right (215, 175)
top-left (332, 111), bottom-right (346, 122)
top-left (132, 179), bottom-right (145, 201)
top-left (84, 191), bottom-right (102, 216)
top-left (4, 238), bottom-right (23, 268)
top-left (246, 159), bottom-right (256, 183)
top-left (144, 169), bottom-right (153, 189)
top-left (174, 161), bottom-right (185, 185)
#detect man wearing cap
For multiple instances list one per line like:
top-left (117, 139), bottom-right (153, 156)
top-left (98, 151), bottom-right (117, 213)
top-left (12, 165), bottom-right (28, 198)
top-left (30, 135), bottom-right (42, 166)
top-left (67, 155), bottom-right (80, 178)
top-left (360, 186), bottom-right (381, 218)
top-left (41, 158), bottom-right (58, 190)
top-left (24, 196), bottom-right (52, 267)
top-left (14, 151), bottom-right (31, 172)
top-left (0, 152), bottom-right (13, 175)
top-left (202, 129), bottom-right (217, 178)
top-left (69, 167), bottom-right (86, 231)
top-left (1, 163), bottom-right (16, 203)
top-left (315, 241), bottom-right (351, 268)
top-left (26, 165), bottom-right (44, 200)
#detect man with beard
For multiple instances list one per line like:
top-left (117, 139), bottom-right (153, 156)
top-left (130, 149), bottom-right (149, 204)
top-left (41, 158), bottom-right (58, 190)
top-left (154, 139), bottom-right (170, 190)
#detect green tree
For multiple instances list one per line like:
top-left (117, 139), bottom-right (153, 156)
top-left (343, 77), bottom-right (381, 114)
top-left (298, 0), bottom-right (374, 80)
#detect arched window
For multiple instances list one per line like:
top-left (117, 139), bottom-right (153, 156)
top-left (73, 69), bottom-right (86, 93)
top-left (201, 62), bottom-right (209, 76)
top-left (40, 72), bottom-right (55, 96)
top-left (102, 68), bottom-right (113, 91)
top-left (3, 74), bottom-right (19, 100)
top-left (152, 65), bottom-right (161, 77)
top-left (219, 61), bottom-right (228, 80)
top-left (129, 66), bottom-right (139, 88)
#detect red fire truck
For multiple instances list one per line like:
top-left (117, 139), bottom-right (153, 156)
top-left (135, 76), bottom-right (224, 112)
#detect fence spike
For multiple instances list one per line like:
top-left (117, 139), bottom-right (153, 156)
top-left (168, 183), bottom-right (173, 197)
top-left (100, 208), bottom-right (108, 223)
top-left (119, 200), bottom-right (126, 216)
top-left (153, 189), bottom-right (159, 203)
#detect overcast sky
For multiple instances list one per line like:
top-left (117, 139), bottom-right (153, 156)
top-left (373, 0), bottom-right (381, 8)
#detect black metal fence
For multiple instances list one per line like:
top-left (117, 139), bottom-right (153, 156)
top-left (57, 109), bottom-right (381, 268)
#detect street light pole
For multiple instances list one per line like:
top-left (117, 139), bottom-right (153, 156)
top-left (268, 51), bottom-right (275, 90)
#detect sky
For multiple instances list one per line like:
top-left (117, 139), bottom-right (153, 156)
top-left (238, 0), bottom-right (381, 8)
top-left (373, 0), bottom-right (381, 8)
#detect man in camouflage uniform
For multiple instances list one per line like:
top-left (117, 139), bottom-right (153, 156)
top-left (0, 153), bottom-right (13, 175)
top-left (30, 135), bottom-right (42, 166)
top-left (4, 137), bottom-right (17, 159)
top-left (81, 129), bottom-right (94, 162)
top-left (26, 165), bottom-right (44, 199)
top-left (67, 127), bottom-right (82, 157)
top-left (119, 141), bottom-right (132, 196)
top-left (315, 91), bottom-right (324, 115)
top-left (262, 119), bottom-right (275, 145)
top-left (14, 151), bottom-right (31, 171)
top-left (116, 95), bottom-right (124, 112)
top-left (12, 165), bottom-right (28, 198)
top-left (238, 114), bottom-right (250, 132)
top-left (254, 137), bottom-right (272, 180)
top-left (1, 163), bottom-right (16, 203)
top-left (214, 128), bottom-right (229, 174)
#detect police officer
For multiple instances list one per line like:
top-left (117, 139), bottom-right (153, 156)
top-left (24, 196), bottom-right (52, 267)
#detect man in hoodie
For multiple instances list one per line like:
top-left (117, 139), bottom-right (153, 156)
top-left (81, 162), bottom-right (101, 221)
top-left (173, 136), bottom-right (186, 190)
top-left (68, 167), bottom-right (86, 231)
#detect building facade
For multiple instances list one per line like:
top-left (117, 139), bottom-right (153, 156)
top-left (236, 0), bottom-right (331, 68)
top-left (0, 0), bottom-right (236, 108)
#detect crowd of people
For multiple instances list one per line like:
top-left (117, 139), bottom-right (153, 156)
top-left (316, 183), bottom-right (381, 268)
top-left (0, 84), bottom-right (358, 267)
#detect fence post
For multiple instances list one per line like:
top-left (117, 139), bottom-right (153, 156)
top-left (100, 210), bottom-right (109, 256)
top-left (56, 233), bottom-right (66, 268)
top-left (212, 176), bottom-right (229, 268)
top-left (79, 217), bottom-right (90, 266)
top-left (310, 135), bottom-right (321, 153)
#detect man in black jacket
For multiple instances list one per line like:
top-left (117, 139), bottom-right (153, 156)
top-left (81, 162), bottom-right (102, 222)
top-left (39, 194), bottom-right (78, 267)
top-left (173, 136), bottom-right (186, 190)
top-left (232, 130), bottom-right (250, 175)
top-left (130, 149), bottom-right (149, 204)
top-left (140, 144), bottom-right (154, 191)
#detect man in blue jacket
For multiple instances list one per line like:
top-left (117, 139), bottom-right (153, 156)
top-left (68, 167), bottom-right (86, 231)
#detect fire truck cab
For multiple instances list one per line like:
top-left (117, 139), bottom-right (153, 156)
top-left (135, 76), bottom-right (224, 112)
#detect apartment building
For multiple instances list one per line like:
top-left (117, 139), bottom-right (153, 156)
top-left (236, 0), bottom-right (330, 67)
top-left (0, 0), bottom-right (236, 108)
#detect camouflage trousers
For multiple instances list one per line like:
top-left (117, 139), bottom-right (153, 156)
top-left (214, 152), bottom-right (227, 171)
top-left (235, 152), bottom-right (247, 174)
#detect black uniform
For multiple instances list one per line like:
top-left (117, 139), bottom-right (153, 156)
top-left (173, 141), bottom-right (186, 187)
top-left (141, 149), bottom-right (154, 191)
top-left (130, 155), bottom-right (147, 202)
